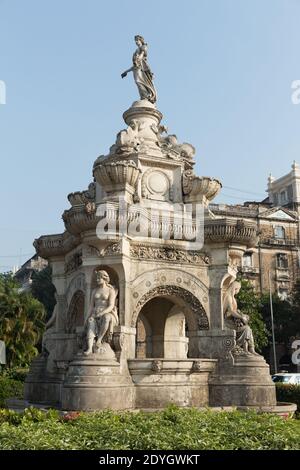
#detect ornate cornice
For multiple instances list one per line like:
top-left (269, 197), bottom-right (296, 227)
top-left (34, 233), bottom-right (80, 259)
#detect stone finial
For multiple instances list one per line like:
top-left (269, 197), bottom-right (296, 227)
top-left (268, 173), bottom-right (275, 184)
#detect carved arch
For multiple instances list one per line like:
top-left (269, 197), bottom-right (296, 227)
top-left (66, 272), bottom-right (86, 306)
top-left (131, 285), bottom-right (209, 330)
top-left (66, 290), bottom-right (85, 333)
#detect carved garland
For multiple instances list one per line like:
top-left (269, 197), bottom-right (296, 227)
top-left (101, 242), bottom-right (122, 256)
top-left (130, 245), bottom-right (210, 265)
top-left (131, 285), bottom-right (209, 330)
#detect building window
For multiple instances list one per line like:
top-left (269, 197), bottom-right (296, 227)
top-left (280, 190), bottom-right (288, 205)
top-left (274, 225), bottom-right (285, 239)
top-left (277, 253), bottom-right (288, 269)
top-left (243, 253), bottom-right (252, 267)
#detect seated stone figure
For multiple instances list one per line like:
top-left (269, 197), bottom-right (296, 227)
top-left (83, 270), bottom-right (118, 355)
top-left (223, 280), bottom-right (259, 356)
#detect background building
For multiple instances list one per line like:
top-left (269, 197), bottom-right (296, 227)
top-left (210, 162), bottom-right (300, 297)
top-left (14, 255), bottom-right (48, 292)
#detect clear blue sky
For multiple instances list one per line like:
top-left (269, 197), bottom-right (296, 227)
top-left (0, 0), bottom-right (300, 272)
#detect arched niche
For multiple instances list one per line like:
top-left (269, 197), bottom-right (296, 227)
top-left (66, 290), bottom-right (85, 333)
top-left (132, 285), bottom-right (209, 331)
top-left (136, 312), bottom-right (153, 358)
top-left (134, 286), bottom-right (207, 359)
top-left (91, 265), bottom-right (119, 291)
top-left (164, 305), bottom-right (188, 359)
top-left (89, 265), bottom-right (120, 325)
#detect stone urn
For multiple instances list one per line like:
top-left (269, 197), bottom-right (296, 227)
top-left (93, 159), bottom-right (141, 200)
top-left (183, 173), bottom-right (222, 204)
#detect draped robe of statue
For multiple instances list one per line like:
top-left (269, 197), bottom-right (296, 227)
top-left (132, 44), bottom-right (157, 104)
top-left (223, 281), bottom-right (258, 355)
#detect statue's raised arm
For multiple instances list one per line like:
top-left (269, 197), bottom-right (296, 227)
top-left (121, 35), bottom-right (157, 104)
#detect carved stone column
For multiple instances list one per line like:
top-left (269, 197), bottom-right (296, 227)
top-left (82, 266), bottom-right (94, 322)
top-left (55, 294), bottom-right (68, 332)
top-left (208, 267), bottom-right (228, 330)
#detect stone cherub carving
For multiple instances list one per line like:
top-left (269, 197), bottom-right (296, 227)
top-left (121, 35), bottom-right (157, 104)
top-left (113, 119), bottom-right (146, 154)
top-left (223, 281), bottom-right (259, 356)
top-left (150, 126), bottom-right (195, 165)
top-left (83, 270), bottom-right (118, 355)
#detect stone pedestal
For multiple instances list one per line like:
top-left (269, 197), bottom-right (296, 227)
top-left (209, 354), bottom-right (277, 407)
top-left (61, 349), bottom-right (135, 411)
top-left (24, 355), bottom-right (65, 406)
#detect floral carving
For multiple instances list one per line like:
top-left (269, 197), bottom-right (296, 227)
top-left (130, 244), bottom-right (209, 265)
top-left (100, 242), bottom-right (122, 257)
top-left (65, 251), bottom-right (83, 275)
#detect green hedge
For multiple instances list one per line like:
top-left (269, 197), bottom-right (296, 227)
top-left (0, 378), bottom-right (24, 408)
top-left (276, 383), bottom-right (300, 411)
top-left (0, 406), bottom-right (300, 450)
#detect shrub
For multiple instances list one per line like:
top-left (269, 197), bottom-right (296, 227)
top-left (276, 383), bottom-right (300, 412)
top-left (1, 367), bottom-right (28, 382)
top-left (0, 377), bottom-right (24, 407)
top-left (0, 406), bottom-right (300, 450)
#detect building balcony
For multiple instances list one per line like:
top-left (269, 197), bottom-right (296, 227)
top-left (260, 237), bottom-right (298, 247)
top-left (204, 218), bottom-right (258, 246)
top-left (239, 265), bottom-right (260, 275)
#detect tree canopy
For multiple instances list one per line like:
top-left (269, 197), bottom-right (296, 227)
top-left (0, 273), bottom-right (46, 368)
top-left (236, 279), bottom-right (270, 352)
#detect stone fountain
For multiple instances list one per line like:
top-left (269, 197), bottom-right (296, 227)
top-left (24, 36), bottom-right (280, 412)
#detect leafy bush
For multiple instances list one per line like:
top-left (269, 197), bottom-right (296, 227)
top-left (1, 367), bottom-right (28, 382)
top-left (0, 405), bottom-right (300, 450)
top-left (276, 383), bottom-right (300, 412)
top-left (0, 377), bottom-right (24, 407)
top-left (0, 407), bottom-right (59, 426)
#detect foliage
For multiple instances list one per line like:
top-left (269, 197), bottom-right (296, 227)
top-left (0, 407), bottom-right (59, 426)
top-left (236, 279), bottom-right (269, 352)
top-left (0, 377), bottom-right (24, 407)
top-left (291, 278), bottom-right (300, 310)
top-left (1, 367), bottom-right (28, 382)
top-left (276, 384), bottom-right (300, 412)
top-left (260, 293), bottom-right (300, 348)
top-left (0, 272), bottom-right (46, 367)
top-left (0, 405), bottom-right (299, 450)
top-left (31, 266), bottom-right (56, 321)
